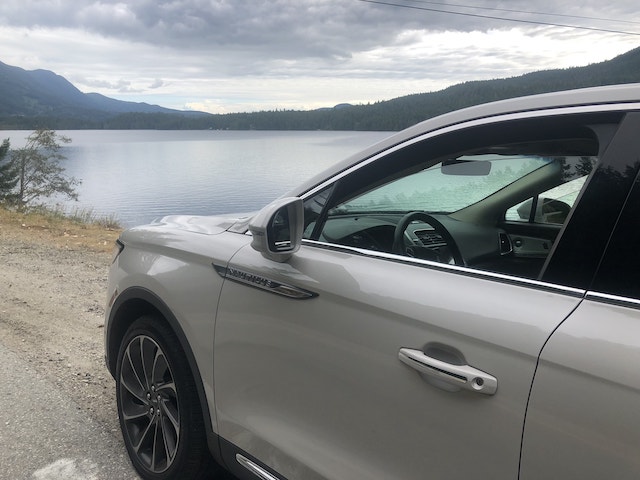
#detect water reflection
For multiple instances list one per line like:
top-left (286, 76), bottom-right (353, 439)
top-left (2, 130), bottom-right (390, 227)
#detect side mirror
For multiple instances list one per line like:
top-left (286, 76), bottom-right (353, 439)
top-left (248, 197), bottom-right (304, 262)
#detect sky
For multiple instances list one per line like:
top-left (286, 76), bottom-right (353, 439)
top-left (0, 0), bottom-right (639, 114)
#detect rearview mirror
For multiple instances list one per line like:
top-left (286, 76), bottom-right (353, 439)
top-left (441, 159), bottom-right (491, 176)
top-left (248, 197), bottom-right (304, 262)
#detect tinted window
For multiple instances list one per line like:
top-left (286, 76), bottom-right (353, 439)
top-left (591, 169), bottom-right (640, 299)
top-left (303, 113), bottom-right (626, 285)
top-left (506, 158), bottom-right (595, 225)
top-left (331, 154), bottom-right (550, 215)
top-left (541, 112), bottom-right (640, 289)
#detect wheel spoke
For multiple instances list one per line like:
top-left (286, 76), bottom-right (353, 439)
top-left (133, 415), bottom-right (157, 454)
top-left (141, 337), bottom-right (157, 391)
top-left (156, 380), bottom-right (176, 395)
top-left (122, 349), bottom-right (147, 401)
top-left (161, 415), bottom-right (177, 463)
top-left (152, 348), bottom-right (171, 387)
top-left (120, 372), bottom-right (147, 404)
top-left (159, 395), bottom-right (180, 432)
top-left (152, 419), bottom-right (162, 471)
top-left (120, 403), bottom-right (149, 422)
top-left (154, 415), bottom-right (168, 468)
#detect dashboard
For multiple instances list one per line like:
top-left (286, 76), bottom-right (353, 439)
top-left (317, 213), bottom-right (557, 278)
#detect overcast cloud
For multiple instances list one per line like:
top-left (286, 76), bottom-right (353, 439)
top-left (1, 0), bottom-right (639, 113)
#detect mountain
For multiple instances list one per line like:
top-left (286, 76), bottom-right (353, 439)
top-left (330, 45), bottom-right (640, 130)
top-left (1, 46), bottom-right (640, 130)
top-left (0, 60), bottom-right (204, 121)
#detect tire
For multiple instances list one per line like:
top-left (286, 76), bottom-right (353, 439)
top-left (115, 315), bottom-right (213, 480)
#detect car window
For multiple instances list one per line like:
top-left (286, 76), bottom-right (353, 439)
top-left (302, 184), bottom-right (334, 239)
top-left (302, 115), bottom-right (607, 281)
top-left (591, 168), bottom-right (640, 299)
top-left (506, 158), bottom-right (595, 225)
top-left (330, 154), bottom-right (549, 215)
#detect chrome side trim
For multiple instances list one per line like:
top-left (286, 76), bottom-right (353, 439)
top-left (236, 454), bottom-right (280, 480)
top-left (585, 291), bottom-right (640, 309)
top-left (214, 264), bottom-right (318, 299)
top-left (301, 240), bottom-right (585, 298)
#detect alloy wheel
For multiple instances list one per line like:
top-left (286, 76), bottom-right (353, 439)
top-left (119, 334), bottom-right (180, 474)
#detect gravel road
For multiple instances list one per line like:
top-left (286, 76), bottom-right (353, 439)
top-left (0, 236), bottom-right (138, 478)
top-left (0, 239), bottom-right (116, 428)
top-left (0, 224), bottom-right (238, 480)
top-left (0, 341), bottom-right (138, 479)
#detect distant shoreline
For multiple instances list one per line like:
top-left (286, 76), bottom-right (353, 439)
top-left (3, 46), bottom-right (640, 132)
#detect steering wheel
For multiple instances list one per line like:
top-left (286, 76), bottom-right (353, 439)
top-left (392, 212), bottom-right (464, 265)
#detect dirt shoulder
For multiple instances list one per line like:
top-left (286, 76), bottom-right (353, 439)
top-left (0, 209), bottom-right (123, 431)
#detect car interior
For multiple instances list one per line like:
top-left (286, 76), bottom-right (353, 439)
top-left (303, 115), bottom-right (623, 281)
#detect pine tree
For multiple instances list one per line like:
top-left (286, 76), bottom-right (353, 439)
top-left (0, 138), bottom-right (19, 201)
top-left (11, 129), bottom-right (80, 207)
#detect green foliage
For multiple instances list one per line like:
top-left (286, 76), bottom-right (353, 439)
top-left (10, 129), bottom-right (80, 208)
top-left (0, 138), bottom-right (19, 200)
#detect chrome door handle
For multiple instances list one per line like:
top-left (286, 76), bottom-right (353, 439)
top-left (398, 348), bottom-right (498, 395)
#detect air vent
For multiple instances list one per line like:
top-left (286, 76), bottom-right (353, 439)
top-left (415, 229), bottom-right (445, 246)
top-left (499, 232), bottom-right (513, 255)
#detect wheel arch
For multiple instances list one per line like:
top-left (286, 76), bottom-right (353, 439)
top-left (106, 286), bottom-right (221, 460)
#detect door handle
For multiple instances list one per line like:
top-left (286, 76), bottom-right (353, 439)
top-left (398, 348), bottom-right (498, 395)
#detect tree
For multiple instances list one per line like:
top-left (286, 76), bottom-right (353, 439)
top-left (11, 129), bottom-right (80, 208)
top-left (0, 138), bottom-right (19, 201)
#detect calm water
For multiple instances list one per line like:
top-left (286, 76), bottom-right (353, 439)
top-left (2, 130), bottom-right (391, 227)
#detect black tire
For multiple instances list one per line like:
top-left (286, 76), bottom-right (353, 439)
top-left (115, 315), bottom-right (213, 480)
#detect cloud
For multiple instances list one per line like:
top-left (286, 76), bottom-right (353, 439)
top-left (4, 1), bottom-right (639, 57)
top-left (0, 1), bottom-right (638, 113)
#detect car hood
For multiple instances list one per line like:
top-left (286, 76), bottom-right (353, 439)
top-left (149, 213), bottom-right (254, 235)
top-left (116, 213), bottom-right (256, 264)
top-left (151, 215), bottom-right (246, 235)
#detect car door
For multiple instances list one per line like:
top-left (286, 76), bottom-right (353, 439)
top-left (521, 116), bottom-right (640, 479)
top-left (213, 110), bottom-right (633, 480)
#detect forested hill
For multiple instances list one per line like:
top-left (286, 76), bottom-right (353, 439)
top-left (2, 46), bottom-right (640, 131)
top-left (206, 46), bottom-right (640, 131)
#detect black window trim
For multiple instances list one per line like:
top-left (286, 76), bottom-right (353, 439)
top-left (541, 111), bottom-right (640, 289)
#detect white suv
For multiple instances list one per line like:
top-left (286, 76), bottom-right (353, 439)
top-left (106, 84), bottom-right (640, 480)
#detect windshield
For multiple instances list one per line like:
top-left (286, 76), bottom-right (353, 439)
top-left (330, 155), bottom-right (552, 215)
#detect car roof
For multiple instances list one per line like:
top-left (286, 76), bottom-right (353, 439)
top-left (288, 83), bottom-right (640, 197)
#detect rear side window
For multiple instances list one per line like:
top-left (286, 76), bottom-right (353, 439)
top-left (506, 157), bottom-right (596, 225)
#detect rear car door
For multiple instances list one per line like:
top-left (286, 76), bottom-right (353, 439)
top-left (213, 110), bottom-right (634, 480)
top-left (521, 113), bottom-right (640, 479)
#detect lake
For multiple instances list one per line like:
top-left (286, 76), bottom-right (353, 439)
top-left (1, 130), bottom-right (392, 227)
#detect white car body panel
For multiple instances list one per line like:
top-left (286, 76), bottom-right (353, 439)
top-left (521, 297), bottom-right (640, 479)
top-left (109, 220), bottom-right (252, 434)
top-left (214, 242), bottom-right (583, 479)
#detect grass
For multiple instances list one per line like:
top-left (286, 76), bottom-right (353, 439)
top-left (32, 204), bottom-right (122, 230)
top-left (0, 203), bottom-right (123, 254)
